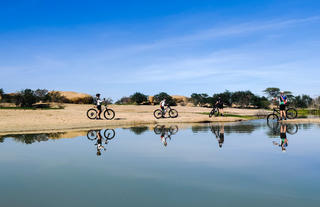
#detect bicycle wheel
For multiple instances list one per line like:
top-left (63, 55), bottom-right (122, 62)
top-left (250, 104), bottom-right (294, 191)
top-left (104, 129), bottom-right (115, 139)
top-left (169, 109), bottom-right (178, 118)
top-left (87, 108), bottom-right (97, 119)
top-left (154, 109), bottom-right (163, 119)
top-left (209, 109), bottom-right (214, 118)
top-left (267, 114), bottom-right (279, 123)
top-left (287, 124), bottom-right (298, 135)
top-left (286, 108), bottom-right (298, 119)
top-left (154, 125), bottom-right (164, 134)
top-left (87, 130), bottom-right (97, 140)
top-left (104, 109), bottom-right (115, 120)
top-left (169, 125), bottom-right (179, 134)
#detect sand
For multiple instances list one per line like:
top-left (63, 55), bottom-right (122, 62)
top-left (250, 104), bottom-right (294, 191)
top-left (0, 104), bottom-right (318, 135)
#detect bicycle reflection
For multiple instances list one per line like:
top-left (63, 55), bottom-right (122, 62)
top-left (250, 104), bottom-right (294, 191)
top-left (154, 125), bottom-right (179, 147)
top-left (211, 123), bottom-right (225, 148)
top-left (86, 129), bottom-right (116, 156)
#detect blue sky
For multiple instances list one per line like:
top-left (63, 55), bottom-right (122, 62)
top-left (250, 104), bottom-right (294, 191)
top-left (1, 0), bottom-right (320, 100)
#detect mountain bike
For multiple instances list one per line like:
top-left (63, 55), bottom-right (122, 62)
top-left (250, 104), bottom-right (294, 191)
top-left (87, 102), bottom-right (115, 120)
top-left (267, 107), bottom-right (298, 122)
top-left (209, 106), bottom-right (220, 117)
top-left (86, 129), bottom-right (115, 140)
top-left (153, 105), bottom-right (178, 119)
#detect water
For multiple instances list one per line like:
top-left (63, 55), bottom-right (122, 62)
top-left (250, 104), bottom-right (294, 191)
top-left (1, 120), bottom-right (320, 207)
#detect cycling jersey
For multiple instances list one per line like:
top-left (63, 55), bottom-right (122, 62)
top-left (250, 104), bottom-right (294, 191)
top-left (279, 95), bottom-right (287, 105)
top-left (160, 100), bottom-right (166, 107)
top-left (96, 98), bottom-right (102, 106)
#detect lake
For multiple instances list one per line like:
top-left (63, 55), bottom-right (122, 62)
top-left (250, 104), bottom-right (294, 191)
top-left (1, 120), bottom-right (320, 207)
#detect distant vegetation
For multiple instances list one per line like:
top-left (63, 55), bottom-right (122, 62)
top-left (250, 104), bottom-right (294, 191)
top-left (0, 87), bottom-right (319, 109)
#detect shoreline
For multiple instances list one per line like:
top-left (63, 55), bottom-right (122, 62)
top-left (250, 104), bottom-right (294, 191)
top-left (1, 104), bottom-right (319, 135)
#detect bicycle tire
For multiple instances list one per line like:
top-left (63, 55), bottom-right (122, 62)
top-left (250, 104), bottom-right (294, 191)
top-left (154, 109), bottom-right (163, 119)
top-left (87, 108), bottom-right (97, 119)
top-left (104, 109), bottom-right (115, 120)
top-left (169, 109), bottom-right (178, 118)
top-left (287, 124), bottom-right (298, 135)
top-left (87, 130), bottom-right (97, 140)
top-left (267, 113), bottom-right (279, 122)
top-left (169, 125), bottom-right (179, 134)
top-left (104, 129), bottom-right (115, 139)
top-left (154, 125), bottom-right (164, 134)
top-left (286, 108), bottom-right (298, 119)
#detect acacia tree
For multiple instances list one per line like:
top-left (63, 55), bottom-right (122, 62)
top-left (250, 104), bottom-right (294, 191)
top-left (263, 87), bottom-right (280, 99)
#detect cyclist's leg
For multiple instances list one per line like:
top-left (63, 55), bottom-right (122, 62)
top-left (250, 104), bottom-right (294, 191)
top-left (97, 105), bottom-right (102, 119)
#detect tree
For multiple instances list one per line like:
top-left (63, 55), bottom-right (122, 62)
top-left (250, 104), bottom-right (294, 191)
top-left (293, 95), bottom-right (313, 108)
top-left (115, 97), bottom-right (132, 104)
top-left (15, 89), bottom-right (37, 107)
top-left (251, 96), bottom-right (270, 109)
top-left (190, 93), bottom-right (209, 106)
top-left (0, 88), bottom-right (3, 101)
top-left (48, 91), bottom-right (68, 103)
top-left (130, 92), bottom-right (148, 104)
top-left (104, 98), bottom-right (113, 105)
top-left (154, 92), bottom-right (176, 106)
top-left (263, 87), bottom-right (280, 99)
top-left (212, 90), bottom-right (232, 106)
top-left (231, 91), bottom-right (254, 108)
top-left (34, 89), bottom-right (49, 102)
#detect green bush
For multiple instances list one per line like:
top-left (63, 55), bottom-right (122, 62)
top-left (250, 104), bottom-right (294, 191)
top-left (130, 92), bottom-right (148, 104)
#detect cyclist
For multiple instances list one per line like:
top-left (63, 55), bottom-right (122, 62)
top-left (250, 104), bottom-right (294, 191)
top-left (279, 91), bottom-right (288, 120)
top-left (215, 97), bottom-right (224, 116)
top-left (95, 93), bottom-right (103, 120)
top-left (160, 98), bottom-right (166, 117)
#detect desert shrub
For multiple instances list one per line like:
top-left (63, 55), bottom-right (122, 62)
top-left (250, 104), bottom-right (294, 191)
top-left (48, 91), bottom-right (68, 103)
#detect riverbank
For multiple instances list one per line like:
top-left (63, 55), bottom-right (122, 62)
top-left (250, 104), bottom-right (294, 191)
top-left (0, 104), bottom-right (263, 134)
top-left (0, 104), bottom-right (319, 135)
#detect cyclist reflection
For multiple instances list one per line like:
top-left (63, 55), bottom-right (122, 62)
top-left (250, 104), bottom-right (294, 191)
top-left (154, 125), bottom-right (178, 147)
top-left (273, 124), bottom-right (288, 152)
top-left (211, 123), bottom-right (225, 148)
top-left (86, 129), bottom-right (116, 156)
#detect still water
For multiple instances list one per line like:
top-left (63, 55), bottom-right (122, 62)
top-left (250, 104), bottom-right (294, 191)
top-left (1, 120), bottom-right (320, 207)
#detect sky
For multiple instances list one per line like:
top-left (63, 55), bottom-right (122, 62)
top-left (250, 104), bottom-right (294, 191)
top-left (1, 0), bottom-right (320, 100)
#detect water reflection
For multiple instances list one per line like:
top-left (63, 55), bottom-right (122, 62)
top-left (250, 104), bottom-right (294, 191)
top-left (210, 124), bottom-right (225, 148)
top-left (267, 121), bottom-right (299, 137)
top-left (154, 125), bottom-right (179, 147)
top-left (86, 129), bottom-right (116, 156)
top-left (272, 124), bottom-right (289, 152)
top-left (0, 132), bottom-right (65, 144)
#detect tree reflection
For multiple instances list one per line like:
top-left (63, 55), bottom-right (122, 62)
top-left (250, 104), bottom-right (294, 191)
top-left (0, 132), bottom-right (65, 144)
